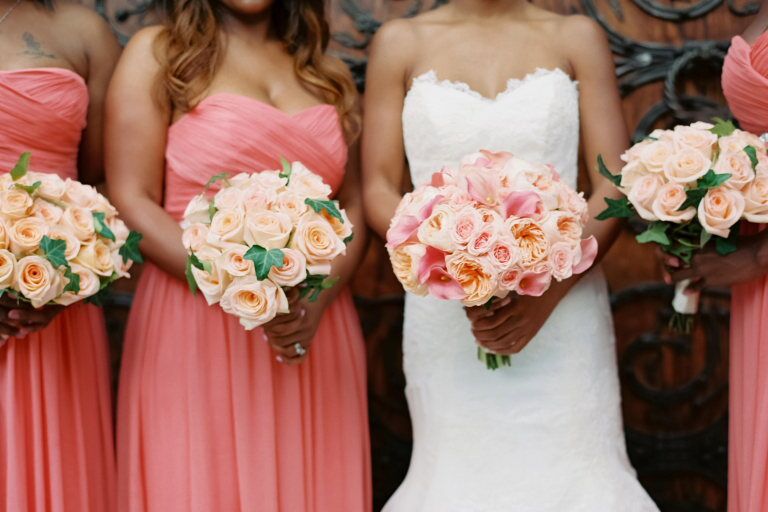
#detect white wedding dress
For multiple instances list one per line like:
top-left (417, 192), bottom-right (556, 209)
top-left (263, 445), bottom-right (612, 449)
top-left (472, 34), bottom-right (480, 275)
top-left (384, 69), bottom-right (660, 512)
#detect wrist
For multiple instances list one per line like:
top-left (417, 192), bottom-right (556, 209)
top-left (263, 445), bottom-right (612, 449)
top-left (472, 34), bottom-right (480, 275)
top-left (754, 236), bottom-right (768, 270)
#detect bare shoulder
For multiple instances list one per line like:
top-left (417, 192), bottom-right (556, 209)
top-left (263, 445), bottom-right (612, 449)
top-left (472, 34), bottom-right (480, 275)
top-left (557, 15), bottom-right (609, 54)
top-left (369, 17), bottom-right (420, 56)
top-left (54, 2), bottom-right (116, 44)
top-left (120, 25), bottom-right (165, 68)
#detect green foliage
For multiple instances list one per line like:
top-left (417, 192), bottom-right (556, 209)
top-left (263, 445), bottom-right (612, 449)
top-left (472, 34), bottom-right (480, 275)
top-left (305, 198), bottom-right (343, 222)
top-left (596, 196), bottom-right (633, 221)
top-left (119, 231), bottom-right (144, 264)
top-left (92, 211), bottom-right (116, 241)
top-left (244, 245), bottom-right (285, 280)
top-left (597, 155), bottom-right (622, 187)
top-left (11, 152), bottom-right (31, 181)
top-left (300, 274), bottom-right (339, 302)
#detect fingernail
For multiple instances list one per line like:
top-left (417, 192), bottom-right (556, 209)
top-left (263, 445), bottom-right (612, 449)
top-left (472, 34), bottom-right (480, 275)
top-left (663, 274), bottom-right (671, 285)
top-left (8, 311), bottom-right (19, 320)
top-left (17, 329), bottom-right (28, 338)
top-left (276, 355), bottom-right (284, 363)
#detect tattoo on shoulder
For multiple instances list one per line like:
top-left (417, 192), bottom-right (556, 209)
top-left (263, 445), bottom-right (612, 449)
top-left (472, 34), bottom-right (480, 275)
top-left (20, 32), bottom-right (56, 60)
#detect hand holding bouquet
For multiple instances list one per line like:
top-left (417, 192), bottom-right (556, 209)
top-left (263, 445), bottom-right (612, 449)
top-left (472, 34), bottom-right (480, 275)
top-left (596, 119), bottom-right (768, 331)
top-left (386, 150), bottom-right (598, 369)
top-left (182, 159), bottom-right (352, 331)
top-left (0, 152), bottom-right (142, 308)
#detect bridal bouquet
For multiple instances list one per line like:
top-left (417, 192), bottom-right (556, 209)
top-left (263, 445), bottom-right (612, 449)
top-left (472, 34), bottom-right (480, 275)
top-left (182, 159), bottom-right (352, 330)
top-left (0, 152), bottom-right (142, 307)
top-left (386, 150), bottom-right (598, 369)
top-left (597, 119), bottom-right (768, 331)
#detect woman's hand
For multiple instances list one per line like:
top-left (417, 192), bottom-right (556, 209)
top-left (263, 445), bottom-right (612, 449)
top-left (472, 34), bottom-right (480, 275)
top-left (669, 237), bottom-right (768, 289)
top-left (0, 296), bottom-right (63, 345)
top-left (262, 288), bottom-right (327, 365)
top-left (465, 282), bottom-right (571, 355)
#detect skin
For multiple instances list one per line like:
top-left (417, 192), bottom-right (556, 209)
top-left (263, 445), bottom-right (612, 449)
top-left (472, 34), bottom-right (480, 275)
top-left (0, 0), bottom-right (120, 344)
top-left (105, 0), bottom-right (366, 365)
top-left (362, 0), bottom-right (629, 355)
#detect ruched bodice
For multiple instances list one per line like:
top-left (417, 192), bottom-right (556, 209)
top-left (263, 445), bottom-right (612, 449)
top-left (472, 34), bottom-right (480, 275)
top-left (164, 94), bottom-right (347, 219)
top-left (0, 68), bottom-right (87, 178)
top-left (723, 33), bottom-right (768, 135)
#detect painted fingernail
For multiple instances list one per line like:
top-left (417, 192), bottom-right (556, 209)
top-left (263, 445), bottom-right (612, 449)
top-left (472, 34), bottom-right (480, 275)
top-left (276, 355), bottom-right (285, 363)
top-left (663, 274), bottom-right (671, 285)
top-left (8, 311), bottom-right (19, 320)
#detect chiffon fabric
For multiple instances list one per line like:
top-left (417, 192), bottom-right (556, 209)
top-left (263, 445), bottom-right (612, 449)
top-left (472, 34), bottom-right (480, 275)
top-left (117, 94), bottom-right (371, 512)
top-left (722, 32), bottom-right (768, 512)
top-left (0, 68), bottom-right (116, 512)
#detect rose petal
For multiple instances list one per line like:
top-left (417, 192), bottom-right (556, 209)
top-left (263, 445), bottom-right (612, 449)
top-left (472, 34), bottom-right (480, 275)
top-left (573, 236), bottom-right (598, 275)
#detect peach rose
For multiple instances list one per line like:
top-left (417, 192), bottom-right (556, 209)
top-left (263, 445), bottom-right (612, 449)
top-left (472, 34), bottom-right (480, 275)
top-left (207, 207), bottom-right (246, 245)
top-left (268, 248), bottom-right (308, 287)
top-left (63, 179), bottom-right (98, 208)
top-left (0, 249), bottom-right (16, 288)
top-left (182, 223), bottom-right (209, 252)
top-left (288, 162), bottom-right (332, 198)
top-left (549, 241), bottom-right (576, 281)
top-left (274, 191), bottom-right (309, 222)
top-left (291, 214), bottom-right (345, 265)
top-left (743, 176), bottom-right (768, 223)
top-left (35, 173), bottom-right (66, 201)
top-left (417, 205), bottom-right (455, 252)
top-left (48, 227), bottom-right (81, 261)
top-left (91, 194), bottom-right (117, 217)
top-left (718, 132), bottom-right (756, 154)
top-left (108, 217), bottom-right (130, 246)
top-left (499, 268), bottom-right (521, 291)
top-left (182, 194), bottom-right (212, 227)
top-left (229, 172), bottom-right (252, 187)
top-left (214, 186), bottom-right (245, 211)
top-left (244, 211), bottom-right (293, 250)
top-left (714, 151), bottom-right (755, 190)
top-left (672, 125), bottom-right (717, 158)
top-left (698, 187), bottom-right (745, 238)
top-left (9, 217), bottom-right (48, 254)
top-left (757, 161), bottom-right (768, 178)
top-left (542, 212), bottom-right (583, 245)
top-left (488, 237), bottom-right (518, 270)
top-left (61, 206), bottom-right (96, 241)
top-left (16, 255), bottom-right (62, 308)
top-left (467, 227), bottom-right (498, 256)
top-left (32, 198), bottom-right (63, 225)
top-left (639, 140), bottom-right (675, 173)
top-left (663, 148), bottom-right (712, 184)
top-left (0, 218), bottom-right (8, 250)
top-left (112, 248), bottom-right (133, 279)
top-left (619, 160), bottom-right (650, 190)
top-left (451, 206), bottom-right (482, 246)
top-left (251, 171), bottom-right (288, 193)
top-left (75, 239), bottom-right (115, 277)
top-left (219, 244), bottom-right (255, 278)
top-left (0, 189), bottom-right (33, 219)
top-left (321, 208), bottom-right (354, 242)
top-left (219, 276), bottom-right (290, 330)
top-left (190, 246), bottom-right (226, 305)
top-left (506, 218), bottom-right (549, 268)
top-left (55, 263), bottom-right (101, 306)
top-left (445, 252), bottom-right (497, 307)
top-left (627, 174), bottom-right (665, 221)
top-left (390, 244), bottom-right (427, 295)
top-left (242, 186), bottom-right (278, 212)
top-left (651, 182), bottom-right (697, 223)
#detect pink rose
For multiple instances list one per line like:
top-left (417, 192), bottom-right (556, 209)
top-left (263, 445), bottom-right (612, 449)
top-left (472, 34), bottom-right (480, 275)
top-left (451, 206), bottom-right (483, 246)
top-left (467, 227), bottom-right (498, 256)
top-left (287, 162), bottom-right (332, 198)
top-left (743, 176), bottom-right (768, 223)
top-left (549, 242), bottom-right (576, 281)
top-left (628, 174), bottom-right (665, 221)
top-left (244, 211), bottom-right (292, 250)
top-left (698, 187), bottom-right (745, 238)
top-left (651, 182), bottom-right (697, 223)
top-left (499, 268), bottom-right (521, 291)
top-left (488, 238), bottom-right (518, 270)
top-left (663, 148), bottom-right (712, 184)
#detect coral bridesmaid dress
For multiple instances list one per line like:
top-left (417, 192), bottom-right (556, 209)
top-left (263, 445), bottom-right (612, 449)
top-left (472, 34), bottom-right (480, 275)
top-left (722, 32), bottom-right (768, 512)
top-left (0, 68), bottom-right (116, 511)
top-left (117, 95), bottom-right (371, 512)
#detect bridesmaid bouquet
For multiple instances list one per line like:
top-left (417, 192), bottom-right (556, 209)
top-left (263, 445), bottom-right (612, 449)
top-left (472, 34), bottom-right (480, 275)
top-left (0, 152), bottom-right (142, 307)
top-left (597, 119), bottom-right (768, 331)
top-left (386, 150), bottom-right (598, 369)
top-left (181, 159), bottom-right (352, 330)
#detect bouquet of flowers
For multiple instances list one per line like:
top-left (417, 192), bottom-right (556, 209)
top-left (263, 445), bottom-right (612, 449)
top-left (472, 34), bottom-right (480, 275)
top-left (0, 152), bottom-right (142, 307)
top-left (386, 150), bottom-right (598, 369)
top-left (596, 119), bottom-right (768, 331)
top-left (182, 158), bottom-right (352, 330)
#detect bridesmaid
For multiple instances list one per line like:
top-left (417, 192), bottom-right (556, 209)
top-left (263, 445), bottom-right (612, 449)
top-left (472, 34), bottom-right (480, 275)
top-left (0, 1), bottom-right (120, 511)
top-left (106, 1), bottom-right (371, 510)
top-left (670, 9), bottom-right (768, 512)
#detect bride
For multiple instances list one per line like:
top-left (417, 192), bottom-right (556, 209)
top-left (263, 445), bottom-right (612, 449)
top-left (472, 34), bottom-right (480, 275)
top-left (361, 1), bottom-right (660, 510)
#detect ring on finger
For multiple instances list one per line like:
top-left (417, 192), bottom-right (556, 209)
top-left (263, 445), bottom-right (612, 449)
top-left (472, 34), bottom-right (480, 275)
top-left (293, 342), bottom-right (306, 357)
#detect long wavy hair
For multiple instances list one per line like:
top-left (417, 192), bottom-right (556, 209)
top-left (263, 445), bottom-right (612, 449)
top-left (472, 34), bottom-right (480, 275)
top-left (153, 0), bottom-right (359, 140)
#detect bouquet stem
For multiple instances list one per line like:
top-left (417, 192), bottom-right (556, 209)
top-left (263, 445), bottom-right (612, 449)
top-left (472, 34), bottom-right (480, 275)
top-left (669, 279), bottom-right (699, 334)
top-left (477, 347), bottom-right (512, 370)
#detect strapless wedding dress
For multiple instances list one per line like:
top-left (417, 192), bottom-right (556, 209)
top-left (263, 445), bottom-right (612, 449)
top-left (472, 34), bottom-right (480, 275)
top-left (384, 68), bottom-right (660, 512)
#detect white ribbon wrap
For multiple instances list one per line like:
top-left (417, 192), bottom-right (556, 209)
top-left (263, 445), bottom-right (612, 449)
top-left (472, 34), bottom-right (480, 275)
top-left (672, 279), bottom-right (700, 315)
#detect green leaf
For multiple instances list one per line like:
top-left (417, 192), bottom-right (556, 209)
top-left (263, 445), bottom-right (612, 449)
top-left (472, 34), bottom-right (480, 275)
top-left (698, 169), bottom-right (731, 189)
top-left (699, 229), bottom-right (712, 248)
top-left (710, 118), bottom-right (737, 137)
top-left (40, 235), bottom-right (69, 269)
top-left (119, 231), bottom-right (144, 264)
top-left (596, 196), bottom-right (634, 221)
top-left (305, 198), bottom-right (343, 222)
top-left (715, 236), bottom-right (738, 256)
top-left (10, 152), bottom-right (31, 181)
top-left (205, 172), bottom-right (230, 190)
top-left (185, 257), bottom-right (199, 295)
top-left (244, 245), bottom-right (285, 280)
top-left (666, 244), bottom-right (694, 266)
top-left (63, 268), bottom-right (81, 294)
top-left (86, 288), bottom-right (109, 306)
top-left (188, 252), bottom-right (211, 273)
top-left (14, 181), bottom-right (41, 195)
top-left (208, 202), bottom-right (218, 222)
top-left (744, 145), bottom-right (759, 170)
top-left (636, 222), bottom-right (671, 246)
top-left (299, 274), bottom-right (340, 302)
top-left (597, 155), bottom-right (622, 187)
top-left (681, 188), bottom-right (708, 210)
top-left (343, 232), bottom-right (354, 245)
top-left (279, 157), bottom-right (292, 184)
top-left (92, 212), bottom-right (116, 242)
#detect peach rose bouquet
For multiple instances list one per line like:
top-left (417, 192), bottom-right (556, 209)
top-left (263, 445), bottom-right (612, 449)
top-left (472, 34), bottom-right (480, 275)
top-left (386, 150), bottom-right (599, 370)
top-left (597, 119), bottom-right (768, 331)
top-left (0, 152), bottom-right (142, 308)
top-left (182, 158), bottom-right (352, 330)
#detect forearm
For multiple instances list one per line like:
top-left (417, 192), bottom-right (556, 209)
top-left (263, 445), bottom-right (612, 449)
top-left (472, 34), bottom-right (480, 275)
top-left (317, 201), bottom-right (367, 306)
top-left (364, 176), bottom-right (403, 239)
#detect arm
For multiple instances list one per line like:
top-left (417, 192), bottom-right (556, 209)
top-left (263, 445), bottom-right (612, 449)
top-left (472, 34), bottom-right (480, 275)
top-left (468, 16), bottom-right (630, 354)
top-left (105, 27), bottom-right (188, 280)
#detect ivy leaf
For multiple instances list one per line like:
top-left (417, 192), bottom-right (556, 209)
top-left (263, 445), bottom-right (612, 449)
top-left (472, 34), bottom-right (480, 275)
top-left (244, 245), bottom-right (285, 280)
top-left (185, 257), bottom-right (199, 295)
top-left (305, 198), bottom-right (343, 222)
top-left (636, 222), bottom-right (671, 246)
top-left (715, 233), bottom-right (739, 256)
top-left (667, 244), bottom-right (694, 266)
top-left (710, 118), bottom-right (737, 137)
top-left (698, 169), bottom-right (731, 189)
top-left (188, 252), bottom-right (211, 273)
top-left (596, 196), bottom-right (633, 221)
top-left (119, 231), bottom-right (144, 264)
top-left (14, 181), bottom-right (41, 196)
top-left (86, 288), bottom-right (109, 306)
top-left (208, 202), bottom-right (218, 222)
top-left (92, 212), bottom-right (116, 242)
top-left (205, 172), bottom-right (230, 190)
top-left (597, 155), bottom-right (622, 187)
top-left (279, 157), bottom-right (292, 184)
top-left (699, 229), bottom-right (712, 248)
top-left (744, 145), bottom-right (759, 170)
top-left (343, 232), bottom-right (354, 245)
top-left (10, 152), bottom-right (31, 181)
top-left (40, 235), bottom-right (69, 269)
top-left (680, 189), bottom-right (708, 210)
top-left (63, 268), bottom-right (81, 294)
top-left (299, 274), bottom-right (340, 302)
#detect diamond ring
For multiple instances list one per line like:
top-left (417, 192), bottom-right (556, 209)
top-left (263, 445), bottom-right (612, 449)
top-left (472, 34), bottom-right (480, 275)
top-left (293, 342), bottom-right (306, 357)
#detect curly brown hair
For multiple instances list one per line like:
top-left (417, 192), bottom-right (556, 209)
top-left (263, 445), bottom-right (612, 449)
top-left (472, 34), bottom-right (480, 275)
top-left (153, 0), bottom-right (359, 140)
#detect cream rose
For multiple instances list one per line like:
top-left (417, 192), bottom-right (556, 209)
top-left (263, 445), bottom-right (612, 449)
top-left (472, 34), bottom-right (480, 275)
top-left (61, 206), bottom-right (96, 241)
top-left (714, 151), bottom-right (755, 190)
top-left (207, 207), bottom-right (245, 245)
top-left (651, 182), bottom-right (697, 223)
top-left (291, 214), bottom-right (346, 264)
top-left (48, 227), bottom-right (82, 261)
top-left (112, 249), bottom-right (132, 279)
top-left (0, 189), bottom-right (33, 219)
top-left (446, 252), bottom-right (497, 307)
top-left (619, 160), bottom-right (650, 190)
top-left (75, 239), bottom-right (115, 277)
top-left (182, 223), bottom-right (209, 252)
top-left (743, 176), bottom-right (768, 223)
top-left (190, 246), bottom-right (226, 305)
top-left (219, 276), bottom-right (289, 330)
top-left (244, 211), bottom-right (293, 249)
top-left (63, 179), bottom-right (98, 208)
top-left (639, 140), bottom-right (675, 173)
top-left (0, 249), bottom-right (16, 288)
top-left (627, 174), bottom-right (665, 221)
top-left (389, 244), bottom-right (427, 295)
top-left (275, 191), bottom-right (309, 222)
top-left (219, 244), bottom-right (255, 278)
top-left (214, 187), bottom-right (245, 211)
top-left (16, 255), bottom-right (61, 308)
top-left (417, 205), bottom-right (455, 252)
top-left (698, 187), bottom-right (746, 238)
top-left (664, 148), bottom-right (712, 184)
top-left (108, 217), bottom-right (130, 245)
top-left (288, 162), bottom-right (332, 198)
top-left (32, 198), bottom-right (64, 225)
top-left (321, 208), bottom-right (354, 242)
top-left (549, 241), bottom-right (576, 281)
top-left (9, 217), bottom-right (48, 254)
top-left (0, 218), bottom-right (8, 250)
top-left (35, 173), bottom-right (66, 201)
top-left (506, 218), bottom-right (549, 268)
top-left (672, 125), bottom-right (717, 158)
top-left (268, 248), bottom-right (307, 287)
top-left (718, 133), bottom-right (755, 154)
top-left (182, 194), bottom-right (212, 227)
top-left (55, 263), bottom-right (101, 306)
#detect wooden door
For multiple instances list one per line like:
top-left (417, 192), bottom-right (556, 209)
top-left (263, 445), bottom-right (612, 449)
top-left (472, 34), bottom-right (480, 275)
top-left (90, 1), bottom-right (758, 510)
